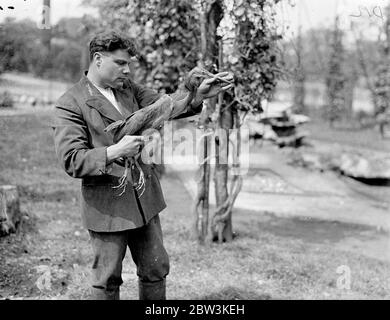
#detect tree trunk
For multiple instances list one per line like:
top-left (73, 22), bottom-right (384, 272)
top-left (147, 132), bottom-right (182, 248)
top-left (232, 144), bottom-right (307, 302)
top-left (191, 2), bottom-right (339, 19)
top-left (353, 28), bottom-right (379, 112)
top-left (293, 26), bottom-right (306, 114)
top-left (213, 108), bottom-right (233, 242)
top-left (200, 136), bottom-right (211, 240)
top-left (326, 16), bottom-right (345, 127)
top-left (345, 69), bottom-right (357, 119)
top-left (192, 7), bottom-right (211, 242)
top-left (210, 37), bottom-right (234, 243)
top-left (0, 185), bottom-right (22, 236)
top-left (192, 0), bottom-right (224, 243)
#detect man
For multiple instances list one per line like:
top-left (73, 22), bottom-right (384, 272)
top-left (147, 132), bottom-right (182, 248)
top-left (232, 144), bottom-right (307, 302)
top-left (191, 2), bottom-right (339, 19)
top-left (52, 30), bottom-right (232, 300)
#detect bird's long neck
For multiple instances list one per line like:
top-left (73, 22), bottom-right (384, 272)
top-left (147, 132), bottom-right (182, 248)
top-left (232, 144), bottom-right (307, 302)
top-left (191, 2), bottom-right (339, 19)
top-left (185, 89), bottom-right (196, 106)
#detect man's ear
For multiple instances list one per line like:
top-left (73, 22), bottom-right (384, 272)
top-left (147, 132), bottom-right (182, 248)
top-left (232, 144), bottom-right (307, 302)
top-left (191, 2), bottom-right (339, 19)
top-left (94, 52), bottom-right (103, 67)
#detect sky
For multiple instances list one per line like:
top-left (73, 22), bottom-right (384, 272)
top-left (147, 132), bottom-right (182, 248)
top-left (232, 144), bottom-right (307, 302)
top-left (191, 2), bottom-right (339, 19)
top-left (277, 0), bottom-right (388, 38)
top-left (0, 0), bottom-right (97, 24)
top-left (0, 0), bottom-right (387, 34)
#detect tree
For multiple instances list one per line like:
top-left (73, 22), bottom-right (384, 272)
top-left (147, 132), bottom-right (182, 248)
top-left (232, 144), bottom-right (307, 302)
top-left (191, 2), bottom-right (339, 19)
top-left (351, 3), bottom-right (390, 136)
top-left (0, 18), bottom-right (40, 73)
top-left (374, 4), bottom-right (390, 137)
top-left (0, 16), bottom-right (95, 82)
top-left (292, 26), bottom-right (306, 114)
top-left (325, 16), bottom-right (346, 128)
top-left (51, 44), bottom-right (84, 82)
top-left (194, 0), bottom-right (284, 243)
top-left (192, 0), bottom-right (224, 243)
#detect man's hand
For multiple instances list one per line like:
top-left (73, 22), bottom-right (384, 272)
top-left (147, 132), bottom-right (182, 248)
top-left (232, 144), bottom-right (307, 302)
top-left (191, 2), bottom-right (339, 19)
top-left (195, 71), bottom-right (234, 101)
top-left (107, 135), bottom-right (145, 163)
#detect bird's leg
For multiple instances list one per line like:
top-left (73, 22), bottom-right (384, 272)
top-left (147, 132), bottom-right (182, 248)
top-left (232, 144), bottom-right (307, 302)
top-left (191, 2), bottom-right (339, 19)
top-left (113, 158), bottom-right (129, 196)
top-left (133, 158), bottom-right (146, 198)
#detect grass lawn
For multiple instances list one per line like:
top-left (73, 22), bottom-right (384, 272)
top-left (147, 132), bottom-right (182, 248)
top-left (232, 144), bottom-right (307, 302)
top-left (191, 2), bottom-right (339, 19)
top-left (0, 109), bottom-right (389, 300)
top-left (304, 114), bottom-right (390, 153)
top-left (0, 72), bottom-right (70, 102)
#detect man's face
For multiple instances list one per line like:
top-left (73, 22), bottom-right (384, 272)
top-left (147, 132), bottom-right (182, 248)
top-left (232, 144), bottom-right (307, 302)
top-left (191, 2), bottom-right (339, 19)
top-left (95, 49), bottom-right (136, 89)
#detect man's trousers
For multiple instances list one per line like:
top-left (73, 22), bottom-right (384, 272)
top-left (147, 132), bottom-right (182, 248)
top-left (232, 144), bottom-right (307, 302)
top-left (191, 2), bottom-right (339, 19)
top-left (88, 214), bottom-right (170, 300)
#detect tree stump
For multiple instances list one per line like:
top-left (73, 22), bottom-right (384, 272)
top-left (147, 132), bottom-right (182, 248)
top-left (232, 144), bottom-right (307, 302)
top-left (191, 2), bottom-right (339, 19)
top-left (0, 185), bottom-right (22, 236)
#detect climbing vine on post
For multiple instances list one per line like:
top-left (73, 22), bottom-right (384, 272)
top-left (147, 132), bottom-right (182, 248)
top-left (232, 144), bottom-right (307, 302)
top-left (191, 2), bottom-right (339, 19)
top-left (191, 0), bottom-right (224, 243)
top-left (199, 0), bottom-right (284, 243)
top-left (226, 0), bottom-right (283, 113)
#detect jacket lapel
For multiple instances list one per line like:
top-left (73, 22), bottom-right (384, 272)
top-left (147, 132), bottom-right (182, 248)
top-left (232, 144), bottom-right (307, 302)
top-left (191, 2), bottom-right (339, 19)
top-left (81, 76), bottom-right (124, 122)
top-left (85, 96), bottom-right (124, 122)
top-left (114, 88), bottom-right (139, 117)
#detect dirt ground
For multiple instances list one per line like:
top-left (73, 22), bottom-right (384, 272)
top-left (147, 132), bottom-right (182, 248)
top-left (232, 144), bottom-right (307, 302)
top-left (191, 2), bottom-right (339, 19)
top-left (1, 106), bottom-right (390, 300)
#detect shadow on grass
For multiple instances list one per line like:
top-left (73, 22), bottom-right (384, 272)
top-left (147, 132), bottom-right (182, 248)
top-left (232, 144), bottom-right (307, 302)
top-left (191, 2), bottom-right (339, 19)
top-left (237, 212), bottom-right (378, 245)
top-left (194, 286), bottom-right (273, 300)
top-left (331, 126), bottom-right (370, 132)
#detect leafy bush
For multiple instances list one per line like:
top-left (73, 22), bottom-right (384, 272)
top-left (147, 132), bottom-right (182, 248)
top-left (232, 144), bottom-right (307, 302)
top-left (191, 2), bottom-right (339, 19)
top-left (0, 17), bottom-right (90, 83)
top-left (225, 0), bottom-right (284, 113)
top-left (0, 91), bottom-right (14, 108)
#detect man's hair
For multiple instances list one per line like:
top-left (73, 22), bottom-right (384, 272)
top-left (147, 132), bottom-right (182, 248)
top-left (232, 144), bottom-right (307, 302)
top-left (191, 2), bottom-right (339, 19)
top-left (89, 31), bottom-right (139, 62)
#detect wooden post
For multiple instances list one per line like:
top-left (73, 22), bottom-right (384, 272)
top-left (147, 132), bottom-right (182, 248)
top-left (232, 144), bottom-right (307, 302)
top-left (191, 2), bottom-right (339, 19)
top-left (41, 0), bottom-right (52, 50)
top-left (0, 186), bottom-right (22, 236)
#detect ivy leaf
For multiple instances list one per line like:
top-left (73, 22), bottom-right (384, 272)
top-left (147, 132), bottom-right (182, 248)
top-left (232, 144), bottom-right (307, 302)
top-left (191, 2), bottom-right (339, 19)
top-left (235, 7), bottom-right (245, 17)
top-left (228, 56), bottom-right (239, 65)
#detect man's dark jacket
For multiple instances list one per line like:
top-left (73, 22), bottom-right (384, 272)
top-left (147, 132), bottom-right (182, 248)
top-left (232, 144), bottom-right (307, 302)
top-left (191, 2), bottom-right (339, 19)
top-left (53, 75), bottom-right (168, 232)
